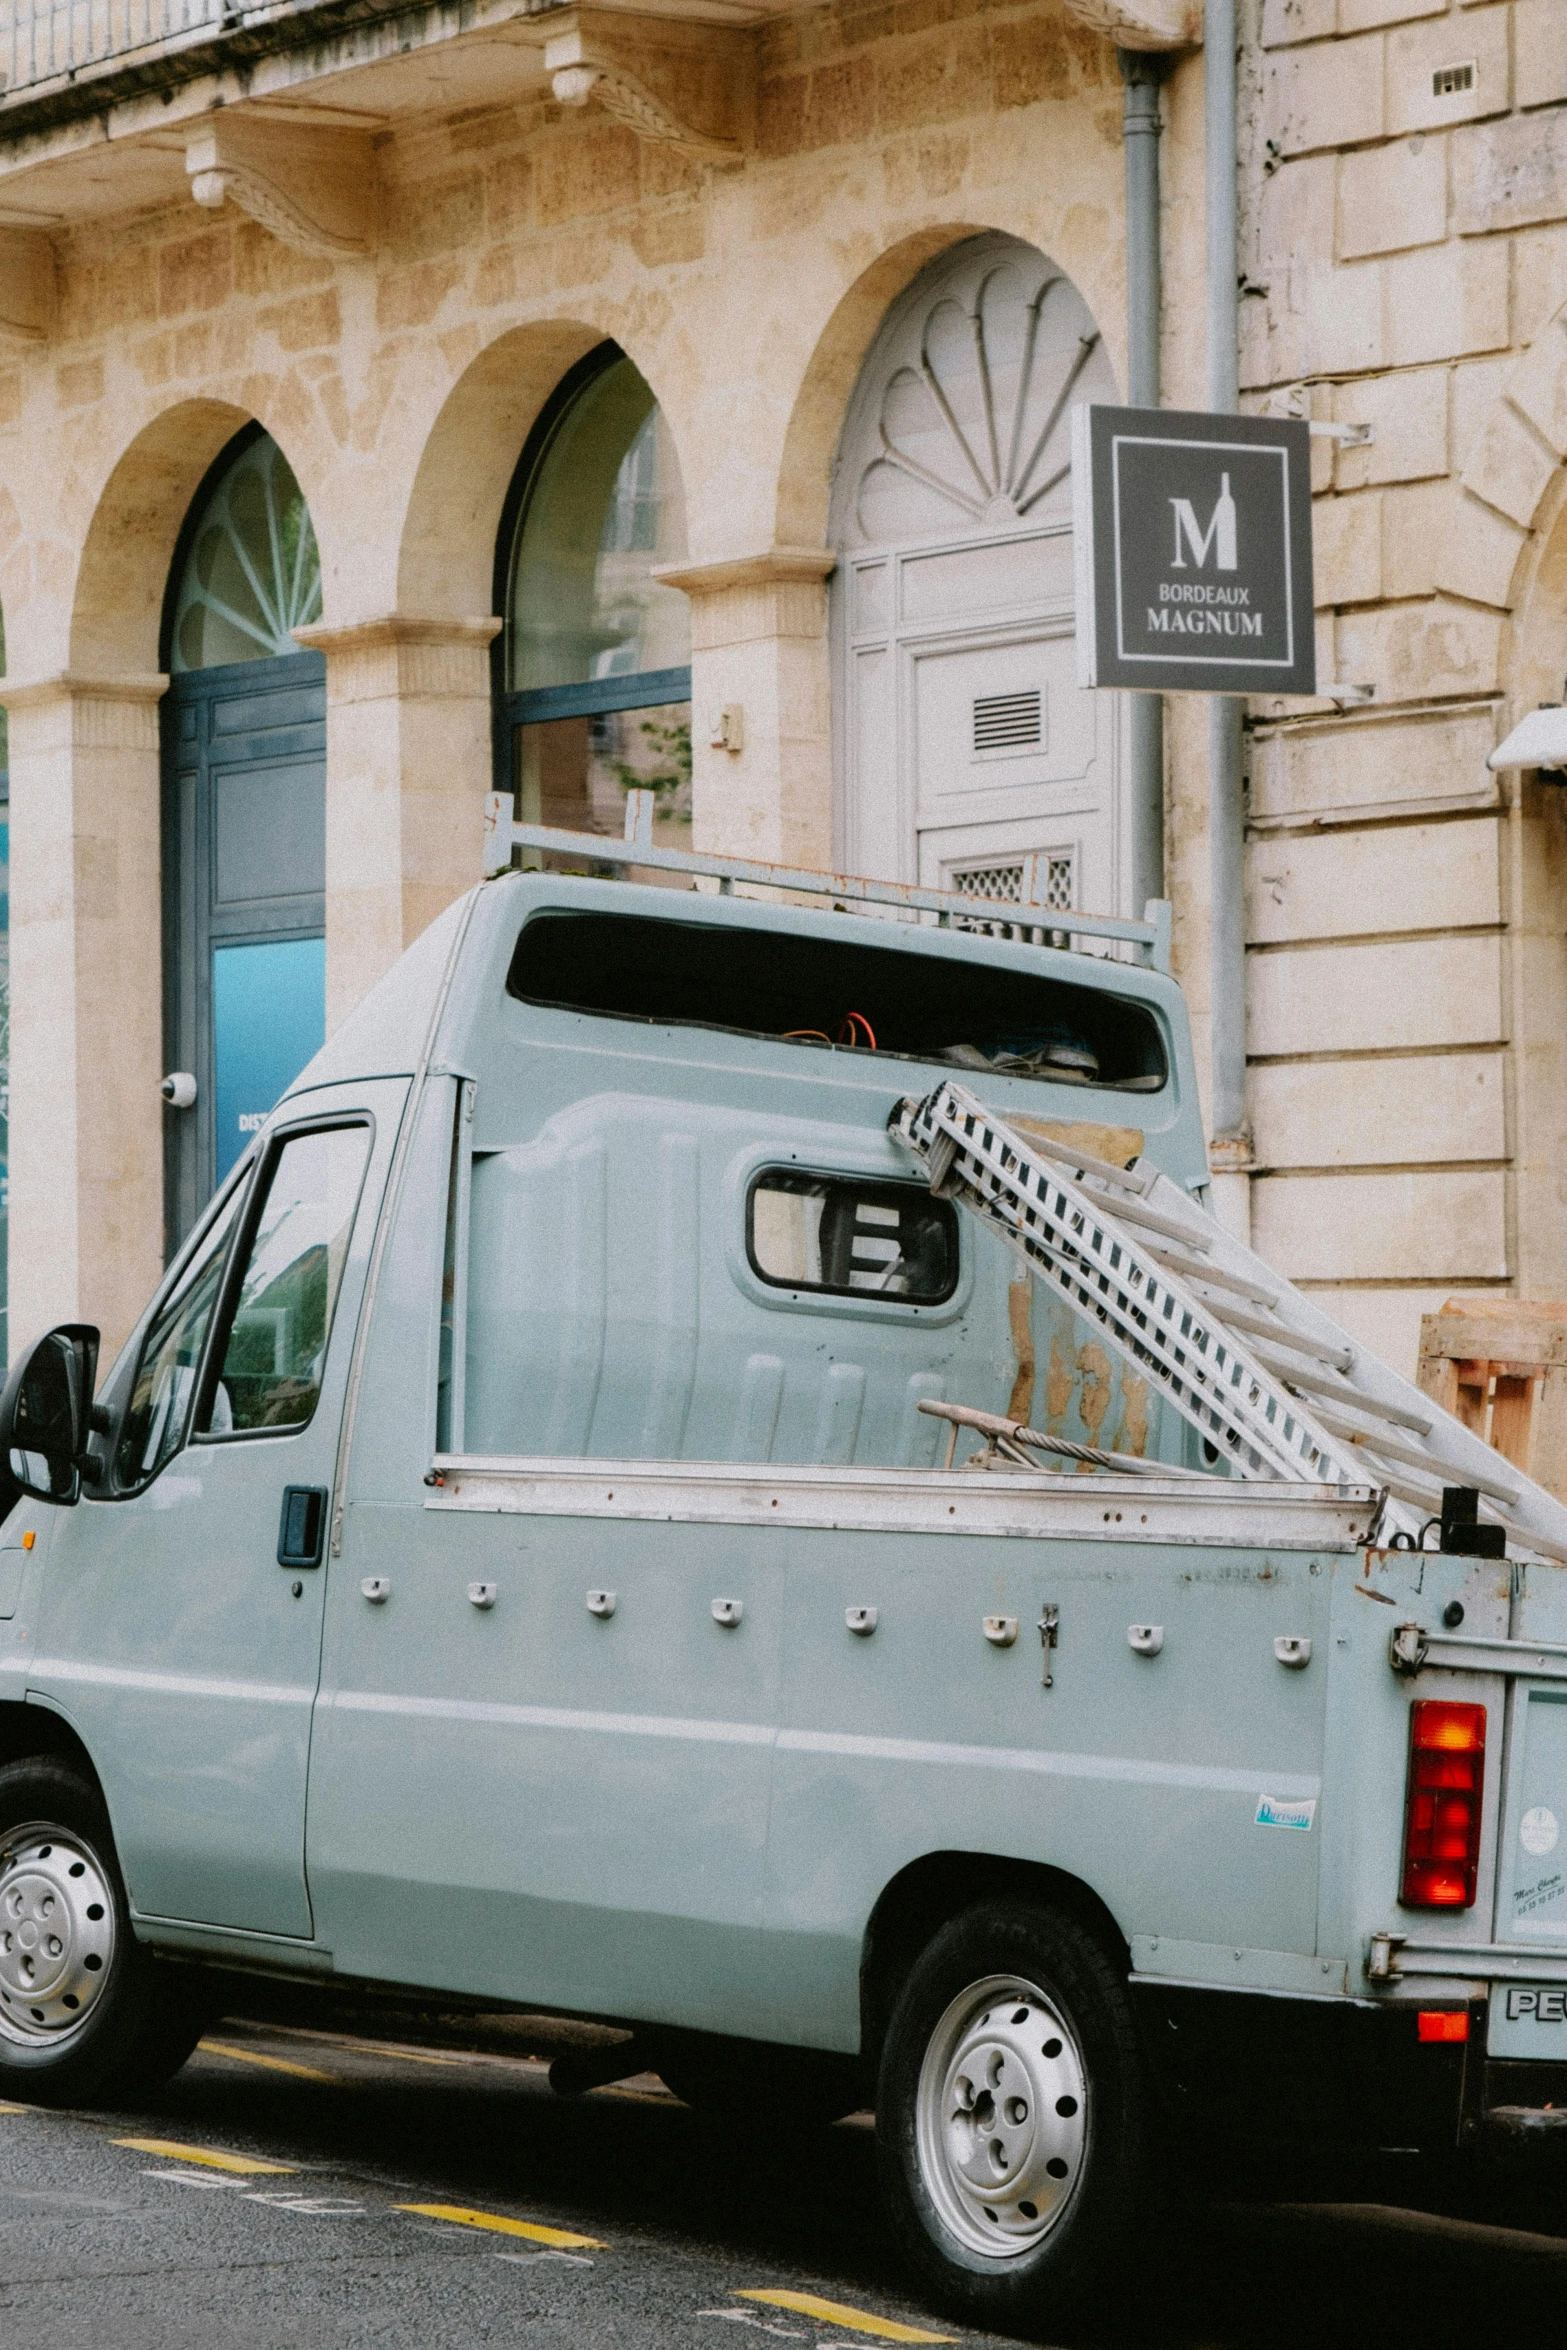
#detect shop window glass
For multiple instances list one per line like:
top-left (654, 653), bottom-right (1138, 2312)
top-left (498, 350), bottom-right (692, 859)
top-left (170, 434), bottom-right (323, 672)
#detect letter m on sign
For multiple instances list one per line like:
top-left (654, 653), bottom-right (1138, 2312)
top-left (1169, 473), bottom-right (1238, 571)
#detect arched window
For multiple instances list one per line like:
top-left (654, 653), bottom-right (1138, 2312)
top-left (162, 427), bottom-right (327, 1240)
top-left (170, 431), bottom-right (322, 672)
top-left (497, 346), bottom-right (691, 844)
top-left (830, 234), bottom-right (1122, 917)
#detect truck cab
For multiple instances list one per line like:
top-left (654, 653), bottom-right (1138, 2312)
top-left (2, 863), bottom-right (1564, 2336)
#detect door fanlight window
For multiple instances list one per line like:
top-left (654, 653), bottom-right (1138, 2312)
top-left (830, 235), bottom-right (1123, 919)
top-left (169, 434), bottom-right (322, 674)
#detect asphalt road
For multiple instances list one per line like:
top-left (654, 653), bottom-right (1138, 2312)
top-left (2, 2008), bottom-right (1567, 2350)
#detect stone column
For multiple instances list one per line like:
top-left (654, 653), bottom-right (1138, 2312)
top-left (292, 616), bottom-right (500, 1036)
top-left (654, 550), bottom-right (836, 869)
top-left (0, 673), bottom-right (167, 1361)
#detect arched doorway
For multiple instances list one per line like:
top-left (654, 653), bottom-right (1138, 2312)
top-left (162, 427), bottom-right (326, 1247)
top-left (495, 344), bottom-right (691, 849)
top-left (831, 233), bottom-right (1122, 916)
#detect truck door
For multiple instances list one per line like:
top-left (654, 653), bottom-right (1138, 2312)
top-left (304, 1075), bottom-right (784, 2026)
top-left (28, 1085), bottom-right (400, 1941)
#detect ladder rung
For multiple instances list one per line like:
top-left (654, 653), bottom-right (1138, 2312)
top-left (1199, 1296), bottom-right (1353, 1371)
top-left (893, 1078), bottom-right (1567, 1565)
top-left (1146, 1248), bottom-right (1279, 1310)
top-left (1312, 1407), bottom-right (1519, 1508)
top-left (1085, 1190), bottom-right (1213, 1252)
top-left (1255, 1352), bottom-right (1434, 1436)
top-left (1019, 1135), bottom-right (1152, 1195)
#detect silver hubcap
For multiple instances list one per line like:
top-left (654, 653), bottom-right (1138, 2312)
top-left (915, 1973), bottom-right (1087, 2260)
top-left (0, 1823), bottom-right (115, 2046)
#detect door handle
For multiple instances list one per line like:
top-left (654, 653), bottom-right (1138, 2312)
top-left (277, 1486), bottom-right (327, 1570)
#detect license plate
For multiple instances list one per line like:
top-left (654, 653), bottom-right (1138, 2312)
top-left (1487, 1983), bottom-right (1567, 2059)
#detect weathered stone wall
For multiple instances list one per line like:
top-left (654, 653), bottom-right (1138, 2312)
top-left (1242, 0), bottom-right (1567, 1373)
top-left (0, 0), bottom-right (1147, 1354)
top-left (6, 0), bottom-right (1567, 1384)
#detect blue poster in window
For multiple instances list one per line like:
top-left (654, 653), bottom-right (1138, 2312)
top-left (213, 936), bottom-right (325, 1183)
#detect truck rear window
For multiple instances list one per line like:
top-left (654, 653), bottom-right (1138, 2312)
top-left (506, 910), bottom-right (1167, 1092)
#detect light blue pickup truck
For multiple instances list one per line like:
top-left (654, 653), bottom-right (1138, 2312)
top-left (3, 856), bottom-right (1567, 2335)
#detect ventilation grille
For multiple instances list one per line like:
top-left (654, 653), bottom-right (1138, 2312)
top-left (949, 855), bottom-right (1071, 935)
top-left (952, 861), bottom-right (1025, 905)
top-left (973, 689), bottom-right (1042, 753)
top-left (1043, 852), bottom-right (1074, 912)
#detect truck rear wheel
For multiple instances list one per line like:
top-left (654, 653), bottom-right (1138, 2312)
top-left (875, 1900), bottom-right (1153, 2333)
top-left (0, 1758), bottom-right (207, 2104)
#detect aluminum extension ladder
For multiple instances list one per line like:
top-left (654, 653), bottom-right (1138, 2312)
top-left (892, 1079), bottom-right (1567, 1565)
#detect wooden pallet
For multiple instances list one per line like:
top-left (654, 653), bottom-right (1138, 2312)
top-left (1416, 1298), bottom-right (1567, 1504)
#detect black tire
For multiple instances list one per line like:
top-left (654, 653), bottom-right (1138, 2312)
top-left (875, 1900), bottom-right (1153, 2336)
top-left (0, 1758), bottom-right (208, 2105)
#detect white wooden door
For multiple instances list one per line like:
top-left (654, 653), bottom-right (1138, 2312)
top-left (830, 232), bottom-right (1123, 916)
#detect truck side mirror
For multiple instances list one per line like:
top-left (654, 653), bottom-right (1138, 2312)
top-left (0, 1324), bottom-right (100, 1506)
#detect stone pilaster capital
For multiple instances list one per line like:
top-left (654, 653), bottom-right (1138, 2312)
top-left (291, 615), bottom-right (501, 704)
top-left (291, 616), bottom-right (501, 656)
top-left (0, 670), bottom-right (168, 711)
top-left (654, 549), bottom-right (836, 597)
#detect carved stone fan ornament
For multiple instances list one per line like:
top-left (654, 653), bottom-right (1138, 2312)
top-left (851, 258), bottom-right (1119, 548)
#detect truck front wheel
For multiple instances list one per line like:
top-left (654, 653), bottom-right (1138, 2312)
top-left (0, 1758), bottom-right (207, 2104)
top-left (875, 1900), bottom-right (1153, 2333)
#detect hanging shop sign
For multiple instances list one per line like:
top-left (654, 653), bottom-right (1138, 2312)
top-left (1071, 404), bottom-right (1315, 697)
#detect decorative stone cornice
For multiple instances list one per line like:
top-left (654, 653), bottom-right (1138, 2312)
top-left (543, 11), bottom-right (751, 163)
top-left (186, 114), bottom-right (376, 259)
top-left (1062, 0), bottom-right (1203, 49)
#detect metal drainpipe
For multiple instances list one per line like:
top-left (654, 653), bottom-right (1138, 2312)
top-left (1205, 0), bottom-right (1251, 1207)
top-left (1120, 49), bottom-right (1166, 915)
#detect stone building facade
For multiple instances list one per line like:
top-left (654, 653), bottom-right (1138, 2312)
top-left (0, 0), bottom-right (1557, 1386)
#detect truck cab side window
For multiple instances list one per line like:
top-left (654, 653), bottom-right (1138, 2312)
top-left (202, 1124), bottom-right (369, 1436)
top-left (748, 1171), bottom-right (958, 1302)
top-left (115, 1186), bottom-right (244, 1486)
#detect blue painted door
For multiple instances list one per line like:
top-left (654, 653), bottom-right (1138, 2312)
top-left (163, 651), bottom-right (326, 1247)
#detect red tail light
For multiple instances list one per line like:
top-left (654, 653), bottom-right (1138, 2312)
top-left (1417, 2009), bottom-right (1470, 2043)
top-left (1401, 1700), bottom-right (1486, 1908)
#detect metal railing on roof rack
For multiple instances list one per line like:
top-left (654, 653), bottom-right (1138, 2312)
top-left (507, 817), bottom-right (1173, 973)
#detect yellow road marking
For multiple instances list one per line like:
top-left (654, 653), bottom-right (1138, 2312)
top-left (199, 2038), bottom-right (339, 2084)
top-left (0, 2101), bottom-right (32, 2114)
top-left (112, 2138), bottom-right (297, 2176)
top-left (736, 2292), bottom-right (955, 2343)
top-left (336, 2041), bottom-right (467, 2068)
top-left (396, 2201), bottom-right (606, 2250)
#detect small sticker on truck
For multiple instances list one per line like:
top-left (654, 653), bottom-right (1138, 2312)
top-left (1255, 1795), bottom-right (1316, 1831)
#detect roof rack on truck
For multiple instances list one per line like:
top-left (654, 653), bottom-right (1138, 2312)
top-left (892, 1078), bottom-right (1567, 1568)
top-left (506, 812), bottom-right (1173, 972)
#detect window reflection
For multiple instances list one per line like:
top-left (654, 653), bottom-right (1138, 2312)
top-left (116, 1186), bottom-right (243, 1484)
top-left (507, 359), bottom-right (689, 694)
top-left (515, 701), bottom-right (692, 847)
top-left (206, 1125), bottom-right (369, 1434)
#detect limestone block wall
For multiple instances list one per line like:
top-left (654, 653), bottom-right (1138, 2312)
top-left (1240, 0), bottom-right (1567, 1373)
top-left (0, 0), bottom-right (1165, 1354)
